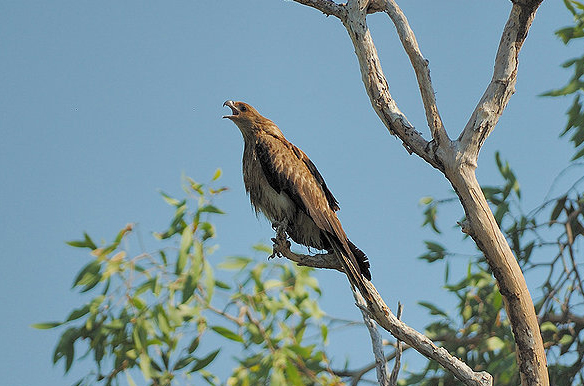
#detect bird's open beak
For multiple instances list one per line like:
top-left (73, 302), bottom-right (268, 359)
top-left (223, 100), bottom-right (240, 119)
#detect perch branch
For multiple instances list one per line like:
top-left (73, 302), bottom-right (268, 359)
top-left (275, 229), bottom-right (492, 386)
top-left (271, 233), bottom-right (344, 273)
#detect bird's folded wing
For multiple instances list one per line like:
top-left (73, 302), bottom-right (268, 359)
top-left (254, 134), bottom-right (369, 293)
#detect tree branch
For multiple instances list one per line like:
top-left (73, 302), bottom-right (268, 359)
top-left (353, 289), bottom-right (390, 386)
top-left (274, 232), bottom-right (492, 386)
top-left (291, 0), bottom-right (345, 18)
top-left (457, 0), bottom-right (543, 165)
top-left (287, 0), bottom-right (547, 384)
top-left (445, 168), bottom-right (548, 386)
top-left (271, 234), bottom-right (345, 273)
top-left (333, 346), bottom-right (410, 380)
top-left (341, 1), bottom-right (443, 170)
top-left (362, 279), bottom-right (493, 386)
top-left (383, 0), bottom-right (449, 146)
top-left (388, 302), bottom-right (402, 386)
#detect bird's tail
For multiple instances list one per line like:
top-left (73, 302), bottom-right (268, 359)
top-left (348, 239), bottom-right (371, 281)
top-left (326, 235), bottom-right (373, 302)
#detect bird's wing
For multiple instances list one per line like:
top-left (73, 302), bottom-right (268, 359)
top-left (255, 134), bottom-right (371, 296)
top-left (255, 134), bottom-right (339, 213)
top-left (290, 146), bottom-right (340, 212)
top-left (255, 134), bottom-right (343, 235)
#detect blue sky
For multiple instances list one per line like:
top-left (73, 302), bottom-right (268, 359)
top-left (0, 1), bottom-right (578, 385)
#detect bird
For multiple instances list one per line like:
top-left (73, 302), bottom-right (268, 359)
top-left (222, 100), bottom-right (371, 295)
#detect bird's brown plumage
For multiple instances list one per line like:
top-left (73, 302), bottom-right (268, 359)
top-left (223, 100), bottom-right (371, 292)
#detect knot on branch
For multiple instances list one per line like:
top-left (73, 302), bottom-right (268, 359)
top-left (458, 219), bottom-right (473, 236)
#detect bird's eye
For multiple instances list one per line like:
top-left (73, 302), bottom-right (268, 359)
top-left (240, 105), bottom-right (247, 112)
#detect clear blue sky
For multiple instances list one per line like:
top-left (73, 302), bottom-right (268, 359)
top-left (0, 1), bottom-right (577, 385)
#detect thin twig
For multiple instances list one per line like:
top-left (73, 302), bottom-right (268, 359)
top-left (353, 289), bottom-right (390, 386)
top-left (389, 302), bottom-right (403, 386)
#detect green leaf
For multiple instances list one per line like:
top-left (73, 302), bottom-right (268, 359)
top-left (320, 324), bottom-right (328, 345)
top-left (190, 349), bottom-right (220, 372)
top-left (540, 321), bottom-right (558, 333)
top-left (419, 196), bottom-right (433, 205)
top-left (252, 243), bottom-right (272, 254)
top-left (421, 204), bottom-right (440, 233)
top-left (173, 356), bottom-right (195, 371)
top-left (204, 260), bottom-right (215, 302)
top-left (66, 232), bottom-right (97, 250)
top-left (212, 168), bottom-right (222, 181)
top-left (418, 301), bottom-right (448, 317)
top-left (494, 202), bottom-right (509, 225)
top-left (139, 353), bottom-right (152, 380)
top-left (199, 205), bottom-right (225, 215)
top-left (160, 191), bottom-right (180, 206)
top-left (270, 367), bottom-right (286, 386)
top-left (176, 226), bottom-right (193, 275)
top-left (182, 269), bottom-right (199, 304)
top-left (419, 241), bottom-right (447, 262)
top-left (551, 195), bottom-right (567, 222)
top-left (285, 361), bottom-right (303, 386)
top-left (288, 344), bottom-right (315, 359)
top-left (66, 305), bottom-right (90, 322)
top-left (135, 277), bottom-right (157, 296)
top-left (31, 321), bottom-right (62, 329)
top-left (156, 311), bottom-right (171, 336)
top-left (188, 336), bottom-right (200, 353)
top-left (133, 323), bottom-right (148, 351)
top-left (492, 289), bottom-right (503, 310)
top-left (211, 326), bottom-right (244, 343)
top-left (559, 333), bottom-right (574, 346)
top-left (72, 260), bottom-right (102, 292)
top-left (218, 256), bottom-right (252, 270)
top-left (485, 336), bottom-right (506, 351)
top-left (214, 280), bottom-right (231, 290)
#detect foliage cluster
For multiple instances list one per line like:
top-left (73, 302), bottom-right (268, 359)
top-left (36, 174), bottom-right (345, 386)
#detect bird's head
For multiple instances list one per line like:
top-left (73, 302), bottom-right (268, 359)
top-left (223, 100), bottom-right (281, 138)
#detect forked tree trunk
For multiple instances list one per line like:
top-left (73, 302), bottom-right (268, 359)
top-left (288, 0), bottom-right (548, 384)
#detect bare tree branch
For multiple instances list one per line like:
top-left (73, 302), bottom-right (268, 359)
top-left (353, 289), bottom-right (390, 386)
top-left (446, 169), bottom-right (548, 386)
top-left (333, 346), bottom-right (410, 380)
top-left (289, 0), bottom-right (547, 384)
top-left (340, 0), bottom-right (443, 170)
top-left (271, 233), bottom-right (344, 273)
top-left (388, 302), bottom-right (402, 386)
top-left (383, 0), bottom-right (449, 145)
top-left (275, 232), bottom-right (491, 385)
top-left (363, 279), bottom-right (493, 386)
top-left (291, 0), bottom-right (344, 18)
top-left (457, 0), bottom-right (544, 165)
